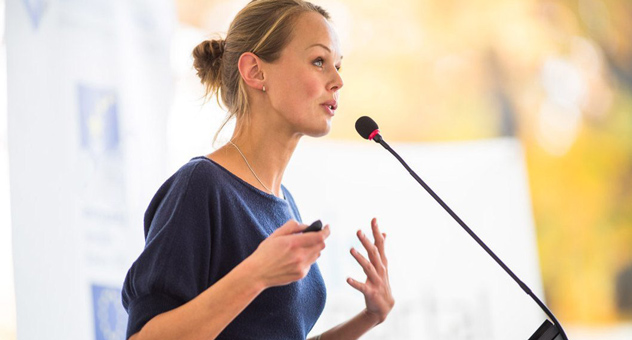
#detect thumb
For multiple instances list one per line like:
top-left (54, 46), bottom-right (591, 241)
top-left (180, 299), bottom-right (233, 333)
top-left (270, 219), bottom-right (305, 237)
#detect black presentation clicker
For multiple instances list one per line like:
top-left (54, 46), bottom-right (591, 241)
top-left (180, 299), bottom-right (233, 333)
top-left (303, 220), bottom-right (323, 233)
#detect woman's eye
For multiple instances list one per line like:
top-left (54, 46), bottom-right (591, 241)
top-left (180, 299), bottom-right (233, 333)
top-left (313, 58), bottom-right (324, 67)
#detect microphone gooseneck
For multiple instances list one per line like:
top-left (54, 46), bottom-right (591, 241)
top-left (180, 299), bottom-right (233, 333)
top-left (355, 116), bottom-right (568, 340)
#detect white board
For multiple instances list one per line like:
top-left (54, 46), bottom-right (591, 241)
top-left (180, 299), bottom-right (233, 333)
top-left (285, 138), bottom-right (546, 339)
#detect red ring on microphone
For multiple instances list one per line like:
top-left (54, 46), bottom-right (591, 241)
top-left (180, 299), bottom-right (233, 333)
top-left (368, 129), bottom-right (380, 141)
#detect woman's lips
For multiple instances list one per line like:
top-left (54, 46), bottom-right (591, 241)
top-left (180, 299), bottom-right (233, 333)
top-left (321, 104), bottom-right (335, 116)
top-left (320, 100), bottom-right (338, 116)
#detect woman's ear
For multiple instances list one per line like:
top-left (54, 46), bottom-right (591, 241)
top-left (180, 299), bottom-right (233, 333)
top-left (238, 52), bottom-right (265, 91)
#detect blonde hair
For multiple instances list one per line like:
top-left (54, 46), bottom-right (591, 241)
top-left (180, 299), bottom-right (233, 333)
top-left (192, 0), bottom-right (331, 141)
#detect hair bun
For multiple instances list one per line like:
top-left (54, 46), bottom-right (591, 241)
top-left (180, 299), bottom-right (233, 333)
top-left (209, 39), bottom-right (225, 58)
top-left (192, 39), bottom-right (225, 94)
top-left (195, 39), bottom-right (225, 59)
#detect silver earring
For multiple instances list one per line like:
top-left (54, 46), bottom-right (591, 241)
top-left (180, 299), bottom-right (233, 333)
top-left (262, 85), bottom-right (266, 92)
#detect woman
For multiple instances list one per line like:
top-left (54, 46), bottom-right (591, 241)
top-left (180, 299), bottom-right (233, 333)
top-left (122, 1), bottom-right (394, 339)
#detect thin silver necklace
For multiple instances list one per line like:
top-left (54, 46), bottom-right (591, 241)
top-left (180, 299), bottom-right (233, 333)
top-left (228, 140), bottom-right (275, 196)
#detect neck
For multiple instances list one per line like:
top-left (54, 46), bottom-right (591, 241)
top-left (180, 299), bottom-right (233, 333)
top-left (219, 113), bottom-right (301, 198)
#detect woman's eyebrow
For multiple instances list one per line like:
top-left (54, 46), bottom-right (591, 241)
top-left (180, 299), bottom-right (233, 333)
top-left (306, 43), bottom-right (331, 52)
top-left (306, 43), bottom-right (344, 60)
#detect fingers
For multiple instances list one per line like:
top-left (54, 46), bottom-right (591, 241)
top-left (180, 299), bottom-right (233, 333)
top-left (271, 219), bottom-right (304, 236)
top-left (370, 218), bottom-right (388, 266)
top-left (346, 277), bottom-right (366, 294)
top-left (273, 220), bottom-right (330, 240)
top-left (294, 224), bottom-right (330, 247)
top-left (350, 247), bottom-right (381, 283)
top-left (357, 230), bottom-right (384, 276)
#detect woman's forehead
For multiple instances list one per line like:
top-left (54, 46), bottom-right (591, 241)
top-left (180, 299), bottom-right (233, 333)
top-left (287, 12), bottom-right (342, 58)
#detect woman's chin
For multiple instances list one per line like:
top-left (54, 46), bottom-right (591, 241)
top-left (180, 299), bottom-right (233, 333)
top-left (306, 120), bottom-right (332, 138)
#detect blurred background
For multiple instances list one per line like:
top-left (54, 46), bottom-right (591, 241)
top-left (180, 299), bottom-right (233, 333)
top-left (2, 0), bottom-right (632, 339)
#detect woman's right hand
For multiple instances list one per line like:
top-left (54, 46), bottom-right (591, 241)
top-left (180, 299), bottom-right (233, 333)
top-left (245, 219), bottom-right (330, 288)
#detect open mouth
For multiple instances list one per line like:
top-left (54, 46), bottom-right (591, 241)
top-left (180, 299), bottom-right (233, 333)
top-left (321, 101), bottom-right (338, 114)
top-left (322, 104), bottom-right (336, 115)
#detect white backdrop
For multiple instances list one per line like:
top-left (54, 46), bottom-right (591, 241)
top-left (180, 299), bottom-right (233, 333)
top-left (286, 138), bottom-right (546, 339)
top-left (7, 0), bottom-right (174, 339)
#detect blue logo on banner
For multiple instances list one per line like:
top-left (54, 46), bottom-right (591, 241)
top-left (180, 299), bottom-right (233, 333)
top-left (78, 85), bottom-right (120, 155)
top-left (22, 0), bottom-right (49, 29)
top-left (92, 284), bottom-right (127, 340)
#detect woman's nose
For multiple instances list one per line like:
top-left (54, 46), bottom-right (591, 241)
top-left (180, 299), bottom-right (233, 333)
top-left (329, 70), bottom-right (343, 92)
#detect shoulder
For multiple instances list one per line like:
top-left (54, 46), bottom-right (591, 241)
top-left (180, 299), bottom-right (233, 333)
top-left (148, 156), bottom-right (225, 210)
top-left (178, 156), bottom-right (219, 178)
top-left (166, 156), bottom-right (224, 190)
top-left (143, 156), bottom-right (221, 237)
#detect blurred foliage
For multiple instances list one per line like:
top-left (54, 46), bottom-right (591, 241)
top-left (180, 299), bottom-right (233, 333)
top-left (181, 0), bottom-right (632, 324)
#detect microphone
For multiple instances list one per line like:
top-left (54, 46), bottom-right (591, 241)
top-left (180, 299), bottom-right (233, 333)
top-left (355, 116), bottom-right (568, 340)
top-left (355, 116), bottom-right (382, 143)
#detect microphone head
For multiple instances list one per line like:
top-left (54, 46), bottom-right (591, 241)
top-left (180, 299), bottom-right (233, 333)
top-left (355, 116), bottom-right (380, 140)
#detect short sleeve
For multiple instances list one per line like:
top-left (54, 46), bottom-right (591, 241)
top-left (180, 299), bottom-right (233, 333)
top-left (122, 161), bottom-right (214, 339)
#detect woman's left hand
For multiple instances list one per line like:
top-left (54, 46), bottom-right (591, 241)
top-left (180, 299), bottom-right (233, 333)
top-left (347, 218), bottom-right (395, 324)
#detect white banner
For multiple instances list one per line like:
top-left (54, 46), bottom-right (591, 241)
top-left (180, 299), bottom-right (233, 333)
top-left (286, 138), bottom-right (546, 339)
top-left (7, 0), bottom-right (174, 339)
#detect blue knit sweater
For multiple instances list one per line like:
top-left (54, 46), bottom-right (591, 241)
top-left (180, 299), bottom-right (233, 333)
top-left (122, 156), bottom-right (326, 339)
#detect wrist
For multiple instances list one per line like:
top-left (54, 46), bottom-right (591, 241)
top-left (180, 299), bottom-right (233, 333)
top-left (238, 255), bottom-right (268, 292)
top-left (361, 308), bottom-right (383, 326)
